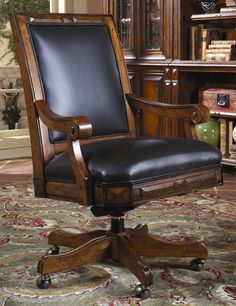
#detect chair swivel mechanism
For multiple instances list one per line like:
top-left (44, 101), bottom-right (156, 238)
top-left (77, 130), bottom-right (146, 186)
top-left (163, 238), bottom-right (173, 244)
top-left (11, 13), bottom-right (222, 298)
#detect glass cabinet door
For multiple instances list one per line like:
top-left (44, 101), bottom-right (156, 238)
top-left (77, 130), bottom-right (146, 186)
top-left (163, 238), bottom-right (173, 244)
top-left (117, 0), bottom-right (133, 50)
top-left (113, 0), bottom-right (136, 59)
top-left (140, 0), bottom-right (166, 59)
top-left (144, 0), bottom-right (161, 51)
top-left (103, 0), bottom-right (171, 60)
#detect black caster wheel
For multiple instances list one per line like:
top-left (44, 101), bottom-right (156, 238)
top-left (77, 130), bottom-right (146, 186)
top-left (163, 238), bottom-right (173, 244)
top-left (135, 284), bottom-right (151, 299)
top-left (46, 246), bottom-right (60, 255)
top-left (190, 258), bottom-right (205, 271)
top-left (36, 275), bottom-right (52, 289)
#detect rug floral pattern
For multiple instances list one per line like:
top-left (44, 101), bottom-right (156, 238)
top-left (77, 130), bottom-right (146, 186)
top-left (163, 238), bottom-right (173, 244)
top-left (0, 183), bottom-right (236, 305)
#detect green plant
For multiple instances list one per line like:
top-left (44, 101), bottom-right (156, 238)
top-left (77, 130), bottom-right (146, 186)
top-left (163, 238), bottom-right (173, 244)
top-left (0, 0), bottom-right (50, 64)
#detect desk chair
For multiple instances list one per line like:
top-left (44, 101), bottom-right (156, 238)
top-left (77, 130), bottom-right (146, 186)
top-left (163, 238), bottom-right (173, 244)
top-left (11, 13), bottom-right (222, 298)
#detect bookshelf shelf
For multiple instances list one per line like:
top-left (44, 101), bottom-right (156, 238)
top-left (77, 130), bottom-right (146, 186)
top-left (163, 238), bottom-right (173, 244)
top-left (172, 60), bottom-right (236, 69)
top-left (191, 12), bottom-right (236, 21)
top-left (211, 111), bottom-right (236, 118)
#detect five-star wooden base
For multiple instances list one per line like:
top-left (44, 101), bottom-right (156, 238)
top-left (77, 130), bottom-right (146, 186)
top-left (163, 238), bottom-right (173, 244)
top-left (37, 219), bottom-right (208, 298)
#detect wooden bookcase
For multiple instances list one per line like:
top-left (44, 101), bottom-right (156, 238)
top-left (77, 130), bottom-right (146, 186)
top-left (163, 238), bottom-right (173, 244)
top-left (174, 5), bottom-right (236, 166)
top-left (103, 0), bottom-right (236, 166)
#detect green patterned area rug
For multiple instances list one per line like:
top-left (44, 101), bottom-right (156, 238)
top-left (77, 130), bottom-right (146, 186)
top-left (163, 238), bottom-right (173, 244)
top-left (0, 183), bottom-right (236, 305)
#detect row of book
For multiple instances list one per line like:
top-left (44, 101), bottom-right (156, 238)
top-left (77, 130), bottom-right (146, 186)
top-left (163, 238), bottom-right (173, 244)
top-left (189, 25), bottom-right (236, 61)
top-left (219, 118), bottom-right (236, 158)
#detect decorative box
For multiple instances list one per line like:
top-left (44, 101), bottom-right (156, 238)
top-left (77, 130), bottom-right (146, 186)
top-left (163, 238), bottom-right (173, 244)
top-left (199, 88), bottom-right (236, 112)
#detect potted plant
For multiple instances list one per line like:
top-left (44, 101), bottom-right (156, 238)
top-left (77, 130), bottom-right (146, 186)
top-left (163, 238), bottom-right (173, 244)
top-left (2, 79), bottom-right (21, 129)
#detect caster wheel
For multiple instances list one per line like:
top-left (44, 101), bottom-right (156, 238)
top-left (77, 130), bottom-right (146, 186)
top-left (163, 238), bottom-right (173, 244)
top-left (135, 284), bottom-right (151, 299)
top-left (36, 275), bottom-right (52, 289)
top-left (190, 258), bottom-right (205, 271)
top-left (46, 246), bottom-right (60, 255)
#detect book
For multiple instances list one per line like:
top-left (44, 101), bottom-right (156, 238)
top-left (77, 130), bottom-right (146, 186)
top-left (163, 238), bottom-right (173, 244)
top-left (189, 26), bottom-right (200, 60)
top-left (208, 44), bottom-right (236, 49)
top-left (219, 118), bottom-right (226, 155)
top-left (211, 40), bottom-right (236, 45)
top-left (205, 53), bottom-right (234, 61)
top-left (200, 28), bottom-right (207, 60)
top-left (205, 49), bottom-right (236, 54)
top-left (229, 121), bottom-right (234, 153)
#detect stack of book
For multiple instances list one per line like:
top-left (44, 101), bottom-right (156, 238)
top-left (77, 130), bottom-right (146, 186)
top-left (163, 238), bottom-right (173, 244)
top-left (220, 0), bottom-right (236, 13)
top-left (226, 0), bottom-right (236, 6)
top-left (205, 40), bottom-right (236, 61)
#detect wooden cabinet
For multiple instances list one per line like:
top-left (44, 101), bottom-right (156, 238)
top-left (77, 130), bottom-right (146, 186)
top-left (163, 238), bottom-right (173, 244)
top-left (103, 0), bottom-right (236, 166)
top-left (104, 0), bottom-right (173, 60)
top-left (102, 0), bottom-right (201, 102)
top-left (172, 2), bottom-right (236, 166)
top-left (103, 0), bottom-right (176, 135)
top-left (103, 0), bottom-right (173, 103)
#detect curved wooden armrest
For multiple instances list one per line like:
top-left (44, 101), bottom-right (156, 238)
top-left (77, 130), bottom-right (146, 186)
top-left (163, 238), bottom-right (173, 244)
top-left (126, 94), bottom-right (210, 125)
top-left (35, 99), bottom-right (92, 139)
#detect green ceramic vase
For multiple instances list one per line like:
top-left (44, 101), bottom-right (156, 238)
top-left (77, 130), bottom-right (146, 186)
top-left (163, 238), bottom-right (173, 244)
top-left (196, 117), bottom-right (220, 147)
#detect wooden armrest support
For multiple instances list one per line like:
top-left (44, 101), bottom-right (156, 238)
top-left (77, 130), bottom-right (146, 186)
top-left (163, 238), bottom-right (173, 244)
top-left (35, 99), bottom-right (92, 139)
top-left (35, 100), bottom-right (92, 204)
top-left (126, 94), bottom-right (210, 125)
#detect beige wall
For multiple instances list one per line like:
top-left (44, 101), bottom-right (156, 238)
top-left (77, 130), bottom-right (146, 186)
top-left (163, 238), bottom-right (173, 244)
top-left (74, 0), bottom-right (103, 13)
top-left (73, 0), bottom-right (89, 13)
top-left (50, 0), bottom-right (103, 13)
top-left (87, 1), bottom-right (103, 13)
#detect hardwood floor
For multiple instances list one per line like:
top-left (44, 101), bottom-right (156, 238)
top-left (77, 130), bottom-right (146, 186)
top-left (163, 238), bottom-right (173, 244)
top-left (211, 167), bottom-right (236, 200)
top-left (0, 158), bottom-right (33, 183)
top-left (0, 158), bottom-right (236, 200)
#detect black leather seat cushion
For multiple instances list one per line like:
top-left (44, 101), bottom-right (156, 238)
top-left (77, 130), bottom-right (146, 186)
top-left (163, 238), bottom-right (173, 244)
top-left (44, 137), bottom-right (221, 184)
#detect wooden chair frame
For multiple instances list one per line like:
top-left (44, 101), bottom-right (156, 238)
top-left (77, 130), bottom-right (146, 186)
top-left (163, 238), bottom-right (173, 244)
top-left (11, 13), bottom-right (223, 298)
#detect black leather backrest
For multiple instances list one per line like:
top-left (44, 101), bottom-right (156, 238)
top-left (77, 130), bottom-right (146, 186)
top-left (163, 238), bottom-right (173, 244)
top-left (28, 24), bottom-right (129, 142)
